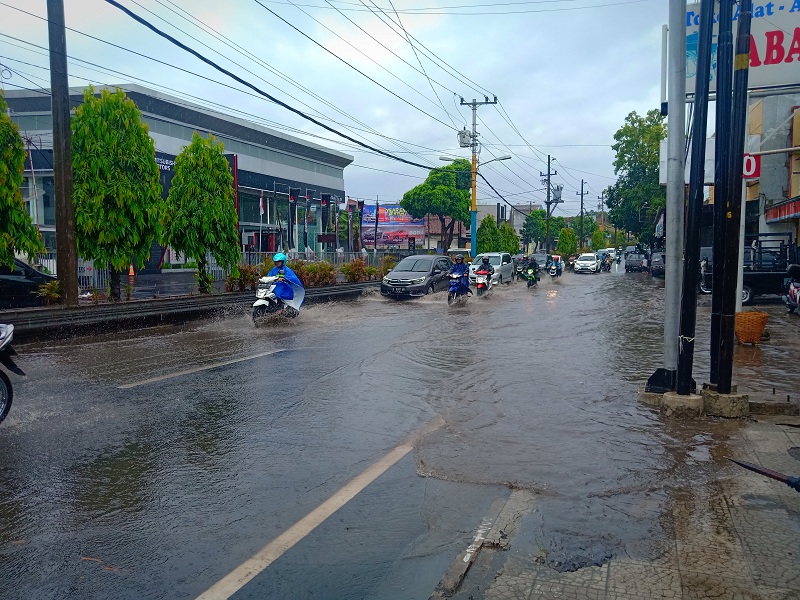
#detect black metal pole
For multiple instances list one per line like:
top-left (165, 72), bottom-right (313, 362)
top-left (676, 0), bottom-right (715, 396)
top-left (46, 0), bottom-right (78, 306)
top-left (710, 0), bottom-right (734, 385)
top-left (718, 0), bottom-right (753, 395)
top-left (374, 201), bottom-right (379, 252)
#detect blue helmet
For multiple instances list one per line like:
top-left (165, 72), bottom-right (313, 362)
top-left (273, 252), bottom-right (287, 262)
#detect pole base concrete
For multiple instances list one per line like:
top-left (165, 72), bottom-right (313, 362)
top-left (662, 391), bottom-right (704, 418)
top-left (638, 384), bottom-right (665, 408)
top-left (702, 387), bottom-right (749, 418)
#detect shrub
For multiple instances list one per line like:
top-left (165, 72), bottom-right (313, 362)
top-left (123, 282), bottom-right (133, 301)
top-left (225, 263), bottom-right (260, 292)
top-left (304, 261), bottom-right (337, 287)
top-left (287, 259), bottom-right (308, 286)
top-left (365, 266), bottom-right (380, 280)
top-left (379, 255), bottom-right (397, 277)
top-left (36, 280), bottom-right (62, 306)
top-left (340, 258), bottom-right (368, 282)
top-left (258, 257), bottom-right (275, 277)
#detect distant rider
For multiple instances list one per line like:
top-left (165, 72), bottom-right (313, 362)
top-left (448, 254), bottom-right (471, 296)
top-left (477, 255), bottom-right (495, 278)
top-left (268, 252), bottom-right (304, 302)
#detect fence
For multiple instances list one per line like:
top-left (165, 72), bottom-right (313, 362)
top-left (238, 250), bottom-right (415, 268)
top-left (35, 253), bottom-right (111, 293)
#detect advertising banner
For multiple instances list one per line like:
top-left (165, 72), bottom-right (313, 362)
top-left (685, 2), bottom-right (800, 94)
top-left (360, 205), bottom-right (425, 248)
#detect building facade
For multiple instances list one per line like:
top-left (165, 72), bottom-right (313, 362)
top-left (8, 85), bottom-right (353, 264)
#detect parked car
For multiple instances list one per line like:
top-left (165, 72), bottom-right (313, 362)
top-left (469, 252), bottom-right (514, 285)
top-left (530, 253), bottom-right (548, 270)
top-left (650, 252), bottom-right (665, 278)
top-left (574, 252), bottom-right (601, 274)
top-left (380, 255), bottom-right (452, 298)
top-left (698, 244), bottom-right (794, 304)
top-left (625, 252), bottom-right (645, 273)
top-left (0, 259), bottom-right (58, 308)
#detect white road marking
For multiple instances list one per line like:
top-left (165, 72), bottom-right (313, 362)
top-left (117, 349), bottom-right (284, 389)
top-left (196, 416), bottom-right (444, 600)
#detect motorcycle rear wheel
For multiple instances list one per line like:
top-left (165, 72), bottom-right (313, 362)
top-left (447, 291), bottom-right (455, 305)
top-left (0, 371), bottom-right (12, 425)
top-left (477, 286), bottom-right (485, 297)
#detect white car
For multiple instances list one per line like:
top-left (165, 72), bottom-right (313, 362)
top-left (574, 252), bottom-right (601, 273)
top-left (469, 252), bottom-right (514, 285)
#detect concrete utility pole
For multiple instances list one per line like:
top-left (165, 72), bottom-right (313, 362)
top-left (597, 191), bottom-right (606, 233)
top-left (646, 0), bottom-right (686, 394)
top-left (460, 96), bottom-right (498, 254)
top-left (577, 180), bottom-right (586, 248)
top-left (47, 0), bottom-right (78, 306)
top-left (540, 155), bottom-right (559, 252)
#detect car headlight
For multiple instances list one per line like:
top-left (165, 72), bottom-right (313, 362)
top-left (411, 277), bottom-right (426, 284)
top-left (382, 276), bottom-right (390, 283)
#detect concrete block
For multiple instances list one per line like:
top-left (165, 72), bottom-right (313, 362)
top-left (702, 388), bottom-right (749, 418)
top-left (638, 384), bottom-right (665, 408)
top-left (662, 392), bottom-right (704, 418)
top-left (748, 401), bottom-right (800, 416)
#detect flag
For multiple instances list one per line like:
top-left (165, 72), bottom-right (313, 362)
top-left (259, 191), bottom-right (264, 216)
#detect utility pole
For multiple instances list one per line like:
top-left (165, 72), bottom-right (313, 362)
top-left (597, 191), bottom-right (606, 233)
top-left (540, 155), bottom-right (559, 252)
top-left (577, 180), bottom-right (586, 248)
top-left (47, 0), bottom-right (78, 306)
top-left (460, 96), bottom-right (498, 254)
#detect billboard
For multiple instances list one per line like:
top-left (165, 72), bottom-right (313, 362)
top-left (361, 205), bottom-right (425, 248)
top-left (686, 3), bottom-right (800, 94)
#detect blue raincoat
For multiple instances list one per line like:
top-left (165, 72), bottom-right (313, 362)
top-left (448, 262), bottom-right (470, 294)
top-left (268, 265), bottom-right (304, 307)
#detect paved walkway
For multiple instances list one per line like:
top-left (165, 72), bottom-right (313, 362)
top-left (479, 415), bottom-right (800, 600)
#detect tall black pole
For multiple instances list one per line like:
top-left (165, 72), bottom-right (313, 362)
top-left (710, 0), bottom-right (734, 385)
top-left (718, 0), bottom-right (753, 394)
top-left (46, 0), bottom-right (78, 307)
top-left (374, 201), bottom-right (379, 252)
top-left (676, 0), bottom-right (715, 396)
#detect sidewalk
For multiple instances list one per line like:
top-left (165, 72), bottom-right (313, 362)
top-left (460, 415), bottom-right (800, 600)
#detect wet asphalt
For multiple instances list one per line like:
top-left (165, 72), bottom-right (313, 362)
top-left (1, 264), bottom-right (799, 599)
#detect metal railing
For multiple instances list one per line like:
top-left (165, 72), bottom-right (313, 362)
top-left (34, 253), bottom-right (111, 292)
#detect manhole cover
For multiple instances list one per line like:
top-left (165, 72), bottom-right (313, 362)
top-left (789, 447), bottom-right (800, 462)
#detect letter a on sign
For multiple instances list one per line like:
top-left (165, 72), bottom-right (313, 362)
top-left (743, 154), bottom-right (761, 179)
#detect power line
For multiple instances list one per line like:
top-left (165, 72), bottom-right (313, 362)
top-left (256, 0), bottom-right (653, 14)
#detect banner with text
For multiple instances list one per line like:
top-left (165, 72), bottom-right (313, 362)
top-left (360, 205), bottom-right (425, 248)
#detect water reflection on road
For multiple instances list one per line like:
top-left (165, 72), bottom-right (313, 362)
top-left (2, 265), bottom-right (799, 597)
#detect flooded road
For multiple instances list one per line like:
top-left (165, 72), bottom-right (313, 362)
top-left (2, 265), bottom-right (799, 599)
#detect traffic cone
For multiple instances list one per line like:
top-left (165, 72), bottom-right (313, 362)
top-left (128, 264), bottom-right (135, 276)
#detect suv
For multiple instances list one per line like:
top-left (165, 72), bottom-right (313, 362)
top-left (469, 252), bottom-right (514, 285)
top-left (381, 255), bottom-right (452, 298)
top-left (625, 252), bottom-right (645, 273)
top-left (574, 252), bottom-right (600, 273)
top-left (0, 259), bottom-right (58, 308)
top-left (650, 252), bottom-right (665, 278)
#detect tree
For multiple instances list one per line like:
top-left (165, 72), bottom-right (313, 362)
top-left (605, 109), bottom-right (666, 244)
top-left (556, 227), bottom-right (578, 257)
top-left (476, 215), bottom-right (500, 254)
top-left (615, 231), bottom-right (627, 247)
top-left (521, 209), bottom-right (546, 247)
top-left (0, 92), bottom-right (44, 267)
top-left (570, 214), bottom-right (598, 245)
top-left (165, 133), bottom-right (240, 293)
top-left (590, 229), bottom-right (605, 251)
top-left (401, 159), bottom-right (470, 251)
top-left (71, 87), bottom-right (163, 300)
top-left (498, 221), bottom-right (520, 255)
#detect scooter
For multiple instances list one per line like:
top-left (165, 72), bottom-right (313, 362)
top-left (447, 273), bottom-right (470, 306)
top-left (474, 268), bottom-right (493, 297)
top-left (0, 324), bottom-right (24, 425)
top-left (783, 264), bottom-right (800, 314)
top-left (252, 274), bottom-right (305, 321)
top-left (549, 263), bottom-right (562, 278)
top-left (525, 266), bottom-right (538, 288)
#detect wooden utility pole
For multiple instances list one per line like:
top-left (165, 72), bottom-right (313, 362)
top-left (47, 0), bottom-right (78, 306)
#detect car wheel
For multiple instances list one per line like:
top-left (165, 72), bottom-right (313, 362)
top-left (498, 275), bottom-right (503, 285)
top-left (0, 371), bottom-right (12, 425)
top-left (741, 285), bottom-right (753, 305)
top-left (426, 283), bottom-right (435, 295)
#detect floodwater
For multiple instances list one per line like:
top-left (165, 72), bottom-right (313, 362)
top-left (1, 264), bottom-right (799, 598)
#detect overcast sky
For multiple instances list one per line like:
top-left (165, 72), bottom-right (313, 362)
top-left (1, 0), bottom-right (665, 217)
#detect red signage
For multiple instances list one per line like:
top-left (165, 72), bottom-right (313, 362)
top-left (765, 198), bottom-right (800, 224)
top-left (743, 154), bottom-right (761, 179)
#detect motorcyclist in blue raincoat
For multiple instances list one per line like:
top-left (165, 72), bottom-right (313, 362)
top-left (448, 254), bottom-right (471, 296)
top-left (268, 253), bottom-right (304, 302)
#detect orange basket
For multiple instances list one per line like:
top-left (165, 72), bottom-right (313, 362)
top-left (734, 311), bottom-right (769, 345)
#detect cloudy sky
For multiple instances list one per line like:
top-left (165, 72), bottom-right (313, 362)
top-left (1, 0), bottom-right (665, 217)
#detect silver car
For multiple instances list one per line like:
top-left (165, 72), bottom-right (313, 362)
top-left (469, 252), bottom-right (514, 285)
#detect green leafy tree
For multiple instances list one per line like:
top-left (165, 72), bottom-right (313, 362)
top-left (556, 227), bottom-right (578, 257)
top-left (401, 159), bottom-right (470, 251)
top-left (521, 209), bottom-right (546, 247)
top-left (571, 214), bottom-right (598, 245)
top-left (498, 221), bottom-right (520, 255)
top-left (71, 87), bottom-right (163, 300)
top-left (476, 215), bottom-right (500, 254)
top-left (0, 92), bottom-right (44, 267)
top-left (615, 231), bottom-right (627, 247)
top-left (590, 229), bottom-right (605, 251)
top-left (605, 109), bottom-right (666, 244)
top-left (165, 133), bottom-right (239, 293)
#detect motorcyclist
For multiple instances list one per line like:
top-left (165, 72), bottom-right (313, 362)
top-left (525, 256), bottom-right (539, 283)
top-left (448, 254), bottom-right (471, 296)
top-left (550, 254), bottom-right (563, 276)
top-left (268, 252), bottom-right (304, 302)
top-left (476, 255), bottom-right (495, 277)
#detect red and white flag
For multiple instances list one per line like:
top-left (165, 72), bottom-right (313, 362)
top-left (259, 191), bottom-right (265, 216)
